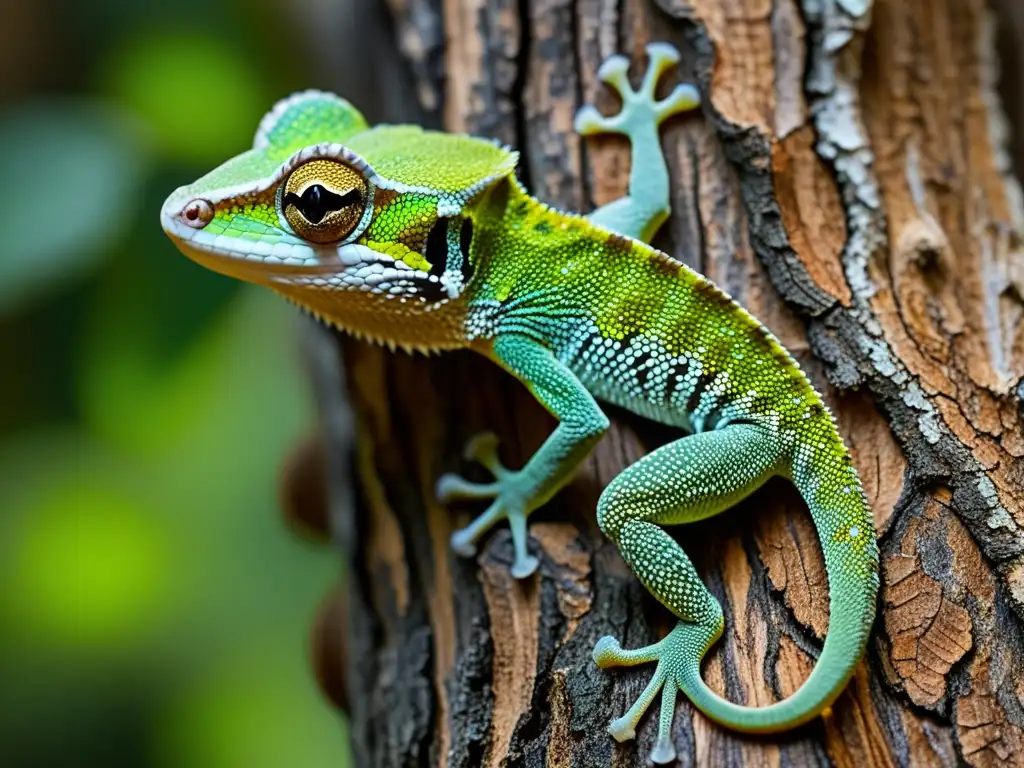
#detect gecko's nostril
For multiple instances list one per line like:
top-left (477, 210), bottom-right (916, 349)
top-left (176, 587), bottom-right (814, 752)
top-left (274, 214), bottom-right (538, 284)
top-left (181, 198), bottom-right (214, 229)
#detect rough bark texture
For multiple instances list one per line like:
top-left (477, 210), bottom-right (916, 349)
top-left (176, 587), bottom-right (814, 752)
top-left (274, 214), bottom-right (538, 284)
top-left (303, 0), bottom-right (1024, 764)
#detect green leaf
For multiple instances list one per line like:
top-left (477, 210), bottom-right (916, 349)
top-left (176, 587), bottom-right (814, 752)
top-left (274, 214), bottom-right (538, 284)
top-left (0, 100), bottom-right (150, 313)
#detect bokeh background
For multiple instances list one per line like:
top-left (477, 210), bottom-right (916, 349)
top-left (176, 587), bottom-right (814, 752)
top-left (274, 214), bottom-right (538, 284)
top-left (0, 1), bottom-right (403, 765)
top-left (3, 0), bottom-right (1021, 766)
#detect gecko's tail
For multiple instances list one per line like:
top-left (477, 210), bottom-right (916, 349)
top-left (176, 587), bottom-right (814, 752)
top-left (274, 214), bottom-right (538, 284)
top-left (679, 452), bottom-right (880, 733)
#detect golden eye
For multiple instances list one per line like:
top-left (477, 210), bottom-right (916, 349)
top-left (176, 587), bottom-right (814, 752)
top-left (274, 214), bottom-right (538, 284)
top-left (282, 159), bottom-right (368, 244)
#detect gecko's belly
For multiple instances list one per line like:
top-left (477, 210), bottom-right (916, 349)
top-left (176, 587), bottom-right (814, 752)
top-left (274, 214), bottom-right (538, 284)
top-left (556, 330), bottom-right (698, 432)
top-left (584, 374), bottom-right (696, 431)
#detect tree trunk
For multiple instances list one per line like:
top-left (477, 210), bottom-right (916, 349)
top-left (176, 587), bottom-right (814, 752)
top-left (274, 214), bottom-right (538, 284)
top-left (302, 0), bottom-right (1024, 764)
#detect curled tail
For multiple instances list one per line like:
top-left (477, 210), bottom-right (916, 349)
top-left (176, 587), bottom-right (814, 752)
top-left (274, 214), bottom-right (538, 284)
top-left (680, 453), bottom-right (880, 733)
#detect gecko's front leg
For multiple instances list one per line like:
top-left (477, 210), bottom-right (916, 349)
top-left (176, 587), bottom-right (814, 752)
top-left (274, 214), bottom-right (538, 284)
top-left (436, 333), bottom-right (608, 578)
top-left (575, 42), bottom-right (700, 243)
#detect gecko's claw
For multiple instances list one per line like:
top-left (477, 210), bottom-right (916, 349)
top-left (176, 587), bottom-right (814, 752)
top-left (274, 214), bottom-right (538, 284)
top-left (656, 83), bottom-right (701, 122)
top-left (592, 635), bottom-right (624, 667)
top-left (651, 736), bottom-right (678, 765)
top-left (642, 42), bottom-right (681, 85)
top-left (461, 431), bottom-right (508, 478)
top-left (594, 621), bottom-right (718, 764)
top-left (435, 432), bottom-right (507, 504)
top-left (438, 432), bottom-right (539, 579)
top-left (573, 105), bottom-right (613, 136)
top-left (510, 551), bottom-right (540, 579)
top-left (597, 54), bottom-right (632, 91)
top-left (574, 43), bottom-right (699, 139)
top-left (608, 715), bottom-right (637, 743)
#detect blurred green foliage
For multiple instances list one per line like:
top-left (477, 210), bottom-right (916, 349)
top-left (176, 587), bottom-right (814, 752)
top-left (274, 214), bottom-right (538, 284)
top-left (0, 0), bottom-right (349, 765)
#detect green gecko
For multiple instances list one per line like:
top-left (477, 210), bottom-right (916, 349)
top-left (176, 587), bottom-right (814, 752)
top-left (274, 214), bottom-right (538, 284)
top-left (161, 43), bottom-right (879, 763)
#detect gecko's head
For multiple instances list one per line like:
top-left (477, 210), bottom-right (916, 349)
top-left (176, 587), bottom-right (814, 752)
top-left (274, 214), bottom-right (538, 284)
top-left (161, 91), bottom-right (517, 332)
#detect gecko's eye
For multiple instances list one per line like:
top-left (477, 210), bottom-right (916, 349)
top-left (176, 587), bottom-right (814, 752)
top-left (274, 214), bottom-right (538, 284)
top-left (181, 198), bottom-right (214, 229)
top-left (282, 159), bottom-right (368, 244)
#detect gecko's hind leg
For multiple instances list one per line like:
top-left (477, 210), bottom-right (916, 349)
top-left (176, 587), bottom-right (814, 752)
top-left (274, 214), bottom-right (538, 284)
top-left (594, 424), bottom-right (783, 763)
top-left (575, 43), bottom-right (700, 243)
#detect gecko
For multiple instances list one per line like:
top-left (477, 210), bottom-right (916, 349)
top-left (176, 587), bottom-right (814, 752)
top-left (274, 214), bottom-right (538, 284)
top-left (161, 43), bottom-right (879, 764)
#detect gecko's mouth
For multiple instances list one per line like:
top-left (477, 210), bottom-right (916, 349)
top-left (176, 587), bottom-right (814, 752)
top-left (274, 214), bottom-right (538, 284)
top-left (160, 194), bottom-right (344, 285)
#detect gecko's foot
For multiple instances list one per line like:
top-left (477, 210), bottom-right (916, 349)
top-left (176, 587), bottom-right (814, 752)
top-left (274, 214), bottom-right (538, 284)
top-left (574, 43), bottom-right (700, 139)
top-left (435, 432), bottom-right (539, 578)
top-left (594, 621), bottom-right (720, 764)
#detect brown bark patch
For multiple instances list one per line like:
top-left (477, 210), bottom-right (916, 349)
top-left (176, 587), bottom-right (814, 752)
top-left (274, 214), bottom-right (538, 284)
top-left (756, 493), bottom-right (830, 638)
top-left (772, 126), bottom-right (851, 307)
top-left (480, 554), bottom-right (541, 767)
top-left (531, 522), bottom-right (593, 641)
top-left (956, 650), bottom-right (1024, 766)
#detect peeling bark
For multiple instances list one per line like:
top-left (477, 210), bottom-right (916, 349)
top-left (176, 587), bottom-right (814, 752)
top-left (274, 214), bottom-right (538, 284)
top-left (300, 0), bottom-right (1024, 764)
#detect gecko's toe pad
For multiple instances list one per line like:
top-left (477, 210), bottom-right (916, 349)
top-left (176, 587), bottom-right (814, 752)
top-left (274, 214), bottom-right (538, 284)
top-left (645, 42), bottom-right (681, 65)
top-left (449, 528), bottom-right (478, 558)
top-left (573, 105), bottom-right (607, 135)
top-left (462, 431), bottom-right (498, 462)
top-left (593, 636), bottom-right (623, 667)
top-left (596, 54), bottom-right (630, 83)
top-left (510, 553), bottom-right (540, 579)
top-left (650, 736), bottom-right (678, 764)
top-left (608, 716), bottom-right (637, 743)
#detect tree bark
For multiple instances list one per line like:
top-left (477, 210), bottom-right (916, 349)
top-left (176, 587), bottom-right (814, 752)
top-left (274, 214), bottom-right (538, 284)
top-left (302, 0), bottom-right (1024, 764)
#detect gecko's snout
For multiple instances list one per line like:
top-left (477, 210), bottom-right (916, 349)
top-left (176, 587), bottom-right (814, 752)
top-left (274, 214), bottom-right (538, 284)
top-left (180, 198), bottom-right (214, 229)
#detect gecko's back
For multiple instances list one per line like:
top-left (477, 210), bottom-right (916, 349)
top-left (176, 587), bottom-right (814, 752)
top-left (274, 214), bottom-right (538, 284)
top-left (470, 178), bottom-right (828, 446)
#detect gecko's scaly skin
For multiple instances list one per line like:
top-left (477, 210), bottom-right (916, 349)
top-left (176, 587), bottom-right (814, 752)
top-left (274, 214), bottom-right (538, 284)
top-left (161, 43), bottom-right (879, 763)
